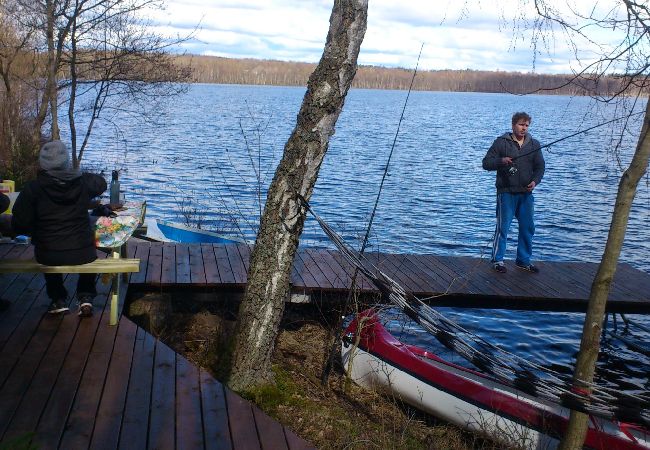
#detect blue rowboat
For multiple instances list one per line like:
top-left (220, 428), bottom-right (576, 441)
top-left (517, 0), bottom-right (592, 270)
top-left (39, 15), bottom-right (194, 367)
top-left (155, 220), bottom-right (247, 244)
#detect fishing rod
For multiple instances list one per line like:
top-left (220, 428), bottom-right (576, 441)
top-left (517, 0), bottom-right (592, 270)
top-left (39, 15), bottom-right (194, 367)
top-left (319, 43), bottom-right (424, 385)
top-left (511, 109), bottom-right (646, 161)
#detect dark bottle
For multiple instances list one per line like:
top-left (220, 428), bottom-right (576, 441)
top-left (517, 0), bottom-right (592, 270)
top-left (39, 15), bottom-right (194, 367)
top-left (110, 170), bottom-right (120, 206)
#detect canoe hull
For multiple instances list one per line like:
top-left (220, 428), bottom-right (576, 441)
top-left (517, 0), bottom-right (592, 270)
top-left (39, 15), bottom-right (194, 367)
top-left (341, 312), bottom-right (650, 450)
top-left (156, 220), bottom-right (245, 244)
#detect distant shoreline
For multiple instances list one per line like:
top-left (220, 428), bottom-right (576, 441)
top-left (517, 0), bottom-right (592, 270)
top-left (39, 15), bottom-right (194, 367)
top-left (175, 54), bottom-right (633, 97)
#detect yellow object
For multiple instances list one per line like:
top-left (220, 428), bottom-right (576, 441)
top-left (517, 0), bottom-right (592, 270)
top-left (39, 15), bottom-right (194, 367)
top-left (2, 192), bottom-right (18, 215)
top-left (0, 180), bottom-right (15, 193)
top-left (1, 180), bottom-right (16, 214)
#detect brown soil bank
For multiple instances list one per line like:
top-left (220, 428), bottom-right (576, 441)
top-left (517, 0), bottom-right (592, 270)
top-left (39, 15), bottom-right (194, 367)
top-left (127, 290), bottom-right (502, 450)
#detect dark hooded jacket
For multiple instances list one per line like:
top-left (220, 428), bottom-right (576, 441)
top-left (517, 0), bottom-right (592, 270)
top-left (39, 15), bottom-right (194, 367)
top-left (12, 170), bottom-right (107, 265)
top-left (482, 132), bottom-right (545, 194)
top-left (0, 192), bottom-right (9, 213)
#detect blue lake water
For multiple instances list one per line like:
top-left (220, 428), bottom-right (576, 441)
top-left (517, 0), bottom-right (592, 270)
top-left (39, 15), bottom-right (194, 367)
top-left (73, 83), bottom-right (650, 393)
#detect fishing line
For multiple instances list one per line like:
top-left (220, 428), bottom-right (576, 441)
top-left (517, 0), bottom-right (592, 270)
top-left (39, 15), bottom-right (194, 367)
top-left (511, 110), bottom-right (646, 161)
top-left (319, 43), bottom-right (424, 385)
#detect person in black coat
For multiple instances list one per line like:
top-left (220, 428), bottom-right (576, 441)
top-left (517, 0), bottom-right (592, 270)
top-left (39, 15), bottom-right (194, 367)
top-left (12, 140), bottom-right (107, 316)
top-left (0, 191), bottom-right (11, 237)
top-left (0, 192), bottom-right (8, 214)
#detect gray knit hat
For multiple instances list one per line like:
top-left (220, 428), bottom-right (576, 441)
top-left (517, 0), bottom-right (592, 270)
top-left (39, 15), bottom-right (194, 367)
top-left (39, 140), bottom-right (71, 171)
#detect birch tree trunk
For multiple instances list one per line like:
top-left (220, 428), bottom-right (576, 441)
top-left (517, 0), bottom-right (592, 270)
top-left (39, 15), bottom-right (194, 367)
top-left (560, 101), bottom-right (650, 449)
top-left (228, 0), bottom-right (368, 391)
top-left (45, 0), bottom-right (59, 140)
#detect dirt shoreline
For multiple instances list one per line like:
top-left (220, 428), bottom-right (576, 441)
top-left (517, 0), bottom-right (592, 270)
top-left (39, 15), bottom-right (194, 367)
top-left (127, 291), bottom-right (499, 449)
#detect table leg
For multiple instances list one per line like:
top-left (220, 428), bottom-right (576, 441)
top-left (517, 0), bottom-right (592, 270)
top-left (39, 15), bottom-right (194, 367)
top-left (110, 249), bottom-right (120, 326)
top-left (121, 243), bottom-right (129, 282)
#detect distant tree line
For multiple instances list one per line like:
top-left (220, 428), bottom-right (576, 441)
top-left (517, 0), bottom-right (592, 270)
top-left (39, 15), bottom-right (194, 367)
top-left (178, 54), bottom-right (633, 96)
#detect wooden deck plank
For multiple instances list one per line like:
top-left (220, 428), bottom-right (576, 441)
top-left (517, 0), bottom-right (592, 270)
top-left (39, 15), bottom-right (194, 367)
top-left (252, 405), bottom-right (288, 450)
top-left (0, 245), bottom-right (33, 297)
top-left (408, 254), bottom-right (463, 293)
top-left (0, 272), bottom-right (38, 322)
top-left (200, 369), bottom-right (232, 450)
top-left (304, 248), bottom-right (349, 290)
top-left (365, 252), bottom-right (418, 294)
top-left (523, 261), bottom-right (582, 298)
top-left (284, 427), bottom-right (316, 450)
top-left (430, 255), bottom-right (486, 295)
top-left (0, 315), bottom-right (70, 441)
top-left (214, 244), bottom-right (237, 285)
top-left (402, 253), bottom-right (454, 294)
top-left (327, 249), bottom-right (375, 291)
top-left (391, 253), bottom-right (444, 295)
top-left (301, 248), bottom-right (338, 290)
top-left (86, 318), bottom-right (138, 450)
top-left (55, 297), bottom-right (119, 450)
top-left (201, 243), bottom-right (222, 284)
top-left (119, 327), bottom-right (156, 450)
top-left (0, 275), bottom-right (54, 385)
top-left (318, 248), bottom-right (357, 290)
top-left (189, 244), bottom-right (207, 284)
top-left (290, 250), bottom-right (310, 288)
top-left (237, 243), bottom-right (252, 274)
top-left (176, 243), bottom-right (192, 284)
top-left (296, 251), bottom-right (328, 290)
top-left (226, 387), bottom-right (261, 450)
top-left (161, 241), bottom-right (177, 285)
top-left (31, 286), bottom-right (112, 449)
top-left (0, 298), bottom-right (78, 440)
top-left (148, 340), bottom-right (177, 450)
top-left (225, 244), bottom-right (247, 284)
top-left (381, 253), bottom-right (432, 294)
top-left (129, 242), bottom-right (150, 285)
top-left (176, 355), bottom-right (204, 450)
top-left (441, 256), bottom-right (514, 298)
top-left (0, 277), bottom-right (80, 442)
top-left (145, 242), bottom-right (164, 285)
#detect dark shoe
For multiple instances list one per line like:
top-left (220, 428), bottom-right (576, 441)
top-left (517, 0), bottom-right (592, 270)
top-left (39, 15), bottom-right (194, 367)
top-left (78, 302), bottom-right (93, 317)
top-left (492, 262), bottom-right (507, 273)
top-left (77, 295), bottom-right (94, 317)
top-left (48, 300), bottom-right (69, 314)
top-left (516, 262), bottom-right (540, 273)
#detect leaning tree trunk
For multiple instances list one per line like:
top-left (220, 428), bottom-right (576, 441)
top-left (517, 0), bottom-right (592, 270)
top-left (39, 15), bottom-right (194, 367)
top-left (227, 0), bottom-right (368, 391)
top-left (560, 102), bottom-right (650, 449)
top-left (45, 0), bottom-right (59, 141)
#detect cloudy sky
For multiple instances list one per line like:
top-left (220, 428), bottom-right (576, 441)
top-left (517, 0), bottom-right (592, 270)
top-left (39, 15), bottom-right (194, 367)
top-left (149, 0), bottom-right (621, 74)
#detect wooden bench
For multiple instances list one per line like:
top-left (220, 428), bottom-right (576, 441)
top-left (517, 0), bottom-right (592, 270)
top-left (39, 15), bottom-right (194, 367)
top-left (0, 257), bottom-right (140, 325)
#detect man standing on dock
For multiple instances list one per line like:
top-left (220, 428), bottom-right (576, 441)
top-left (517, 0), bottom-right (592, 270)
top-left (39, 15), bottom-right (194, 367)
top-left (482, 112), bottom-right (545, 274)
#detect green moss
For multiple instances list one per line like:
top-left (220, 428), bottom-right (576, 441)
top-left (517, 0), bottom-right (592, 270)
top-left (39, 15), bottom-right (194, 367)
top-left (240, 365), bottom-right (307, 416)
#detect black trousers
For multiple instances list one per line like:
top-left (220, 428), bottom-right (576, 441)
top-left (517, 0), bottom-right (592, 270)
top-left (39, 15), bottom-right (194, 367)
top-left (44, 273), bottom-right (97, 302)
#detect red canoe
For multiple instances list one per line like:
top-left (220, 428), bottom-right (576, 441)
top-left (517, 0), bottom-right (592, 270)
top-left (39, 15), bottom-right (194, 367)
top-left (342, 310), bottom-right (650, 449)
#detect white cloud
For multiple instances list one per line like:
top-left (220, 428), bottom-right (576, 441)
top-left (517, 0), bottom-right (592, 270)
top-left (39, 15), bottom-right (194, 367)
top-left (149, 0), bottom-right (631, 74)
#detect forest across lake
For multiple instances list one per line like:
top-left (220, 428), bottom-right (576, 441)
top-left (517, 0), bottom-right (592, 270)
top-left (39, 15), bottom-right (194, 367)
top-left (176, 54), bottom-right (636, 96)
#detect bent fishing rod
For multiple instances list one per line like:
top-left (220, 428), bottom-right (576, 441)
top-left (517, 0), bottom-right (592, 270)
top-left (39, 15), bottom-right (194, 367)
top-left (511, 109), bottom-right (646, 161)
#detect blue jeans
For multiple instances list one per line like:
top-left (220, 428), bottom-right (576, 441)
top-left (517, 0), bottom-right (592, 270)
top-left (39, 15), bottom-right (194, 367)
top-left (491, 192), bottom-right (535, 265)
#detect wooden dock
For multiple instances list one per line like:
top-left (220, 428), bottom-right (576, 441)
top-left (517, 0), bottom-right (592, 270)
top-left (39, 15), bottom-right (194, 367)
top-left (125, 241), bottom-right (650, 313)
top-left (2, 239), bottom-right (650, 449)
top-left (0, 243), bottom-right (313, 450)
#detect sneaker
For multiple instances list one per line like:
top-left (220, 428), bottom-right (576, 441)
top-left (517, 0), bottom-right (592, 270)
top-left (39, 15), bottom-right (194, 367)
top-left (492, 262), bottom-right (507, 273)
top-left (77, 295), bottom-right (94, 317)
top-left (516, 262), bottom-right (540, 273)
top-left (48, 300), bottom-right (69, 314)
top-left (78, 302), bottom-right (93, 317)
